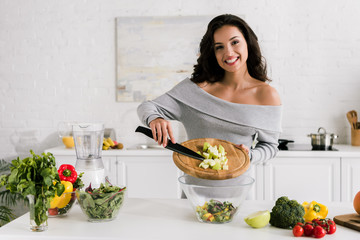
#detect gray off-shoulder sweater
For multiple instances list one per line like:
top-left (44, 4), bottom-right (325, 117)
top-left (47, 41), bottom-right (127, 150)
top-left (137, 78), bottom-right (282, 164)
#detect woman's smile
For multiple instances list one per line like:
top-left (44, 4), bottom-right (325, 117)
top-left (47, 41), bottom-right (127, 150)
top-left (225, 57), bottom-right (239, 65)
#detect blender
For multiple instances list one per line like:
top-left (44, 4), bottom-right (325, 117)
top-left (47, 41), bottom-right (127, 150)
top-left (72, 123), bottom-right (105, 188)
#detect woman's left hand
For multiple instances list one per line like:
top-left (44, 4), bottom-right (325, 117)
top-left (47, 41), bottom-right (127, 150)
top-left (235, 144), bottom-right (249, 154)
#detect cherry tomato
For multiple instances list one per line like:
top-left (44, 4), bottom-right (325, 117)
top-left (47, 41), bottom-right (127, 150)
top-left (327, 220), bottom-right (336, 234)
top-left (313, 225), bottom-right (326, 238)
top-left (296, 222), bottom-right (304, 226)
top-left (303, 223), bottom-right (314, 236)
top-left (327, 219), bottom-right (336, 226)
top-left (292, 225), bottom-right (304, 237)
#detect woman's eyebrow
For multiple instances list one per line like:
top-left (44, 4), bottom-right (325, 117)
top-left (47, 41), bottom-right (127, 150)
top-left (214, 36), bottom-right (240, 45)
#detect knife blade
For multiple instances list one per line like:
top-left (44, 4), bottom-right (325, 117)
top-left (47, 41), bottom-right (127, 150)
top-left (135, 126), bottom-right (205, 161)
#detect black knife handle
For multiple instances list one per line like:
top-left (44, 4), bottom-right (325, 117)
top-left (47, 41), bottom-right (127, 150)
top-left (135, 126), bottom-right (154, 139)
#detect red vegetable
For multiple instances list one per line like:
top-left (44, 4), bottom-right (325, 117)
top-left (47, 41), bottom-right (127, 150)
top-left (313, 225), bottom-right (326, 238)
top-left (326, 219), bottom-right (336, 234)
top-left (303, 223), bottom-right (314, 236)
top-left (58, 164), bottom-right (77, 184)
top-left (292, 225), bottom-right (304, 237)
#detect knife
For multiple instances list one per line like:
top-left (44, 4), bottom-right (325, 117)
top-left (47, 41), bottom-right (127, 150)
top-left (135, 126), bottom-right (205, 161)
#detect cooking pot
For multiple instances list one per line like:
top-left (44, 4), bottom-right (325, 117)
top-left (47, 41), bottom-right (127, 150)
top-left (308, 127), bottom-right (338, 150)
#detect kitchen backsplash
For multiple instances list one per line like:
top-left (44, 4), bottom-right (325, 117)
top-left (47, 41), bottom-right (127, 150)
top-left (1, 0), bottom-right (360, 159)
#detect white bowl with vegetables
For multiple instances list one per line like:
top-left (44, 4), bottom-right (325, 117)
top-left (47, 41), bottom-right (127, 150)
top-left (179, 174), bottom-right (254, 224)
top-left (76, 182), bottom-right (126, 222)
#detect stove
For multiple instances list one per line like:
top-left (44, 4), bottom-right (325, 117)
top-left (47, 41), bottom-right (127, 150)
top-left (279, 144), bottom-right (337, 151)
top-left (278, 139), bottom-right (338, 151)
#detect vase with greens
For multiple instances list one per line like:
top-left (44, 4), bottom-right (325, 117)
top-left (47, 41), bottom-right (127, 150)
top-left (0, 150), bottom-right (64, 232)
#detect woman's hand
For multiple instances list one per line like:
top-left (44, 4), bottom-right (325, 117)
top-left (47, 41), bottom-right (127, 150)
top-left (235, 144), bottom-right (249, 154)
top-left (149, 118), bottom-right (176, 147)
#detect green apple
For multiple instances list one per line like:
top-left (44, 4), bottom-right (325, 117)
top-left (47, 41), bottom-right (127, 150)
top-left (244, 210), bottom-right (270, 228)
top-left (212, 161), bottom-right (221, 170)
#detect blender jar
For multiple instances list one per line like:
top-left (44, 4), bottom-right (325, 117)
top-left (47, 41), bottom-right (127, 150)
top-left (72, 123), bottom-right (105, 188)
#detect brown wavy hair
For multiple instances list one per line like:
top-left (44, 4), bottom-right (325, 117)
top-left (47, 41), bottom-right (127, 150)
top-left (190, 14), bottom-right (270, 83)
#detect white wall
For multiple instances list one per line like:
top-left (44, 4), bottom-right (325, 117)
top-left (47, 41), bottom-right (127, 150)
top-left (1, 0), bottom-right (360, 159)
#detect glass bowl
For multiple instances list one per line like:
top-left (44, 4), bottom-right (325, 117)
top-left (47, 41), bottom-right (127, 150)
top-left (76, 187), bottom-right (126, 222)
top-left (48, 191), bottom-right (77, 217)
top-left (178, 174), bottom-right (254, 224)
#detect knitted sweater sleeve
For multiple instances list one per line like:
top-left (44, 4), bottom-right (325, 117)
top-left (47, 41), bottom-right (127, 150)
top-left (249, 129), bottom-right (280, 164)
top-left (137, 93), bottom-right (182, 127)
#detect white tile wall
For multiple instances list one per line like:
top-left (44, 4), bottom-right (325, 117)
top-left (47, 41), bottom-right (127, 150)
top-left (1, 0), bottom-right (360, 159)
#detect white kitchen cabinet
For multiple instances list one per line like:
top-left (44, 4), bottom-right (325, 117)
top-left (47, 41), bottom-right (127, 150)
top-left (341, 157), bottom-right (360, 202)
top-left (115, 155), bottom-right (182, 199)
top-left (245, 162), bottom-right (264, 200)
top-left (263, 156), bottom-right (341, 203)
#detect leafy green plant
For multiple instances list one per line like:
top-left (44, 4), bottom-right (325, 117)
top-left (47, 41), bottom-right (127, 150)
top-left (0, 159), bottom-right (21, 227)
top-left (0, 151), bottom-right (64, 227)
top-left (0, 205), bottom-right (15, 226)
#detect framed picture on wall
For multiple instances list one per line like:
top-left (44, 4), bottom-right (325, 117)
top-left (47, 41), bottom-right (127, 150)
top-left (115, 16), bottom-right (212, 102)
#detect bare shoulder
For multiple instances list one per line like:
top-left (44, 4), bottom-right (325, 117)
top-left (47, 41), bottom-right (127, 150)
top-left (256, 84), bottom-right (281, 106)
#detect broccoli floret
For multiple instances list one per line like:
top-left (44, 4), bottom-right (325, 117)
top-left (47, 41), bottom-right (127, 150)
top-left (269, 196), bottom-right (305, 229)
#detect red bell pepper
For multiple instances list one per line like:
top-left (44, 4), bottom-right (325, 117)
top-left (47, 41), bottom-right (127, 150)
top-left (58, 164), bottom-right (77, 184)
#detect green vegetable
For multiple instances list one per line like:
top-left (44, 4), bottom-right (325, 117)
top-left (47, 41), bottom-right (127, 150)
top-left (196, 199), bottom-right (236, 223)
top-left (77, 182), bottom-right (126, 221)
top-left (0, 150), bottom-right (64, 227)
top-left (269, 196), bottom-right (305, 229)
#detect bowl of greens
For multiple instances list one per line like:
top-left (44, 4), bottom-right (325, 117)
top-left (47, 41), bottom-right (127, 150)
top-left (76, 182), bottom-right (126, 222)
top-left (178, 174), bottom-right (254, 224)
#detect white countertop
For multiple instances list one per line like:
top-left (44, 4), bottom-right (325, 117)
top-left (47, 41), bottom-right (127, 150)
top-left (46, 144), bottom-right (360, 158)
top-left (0, 198), bottom-right (358, 240)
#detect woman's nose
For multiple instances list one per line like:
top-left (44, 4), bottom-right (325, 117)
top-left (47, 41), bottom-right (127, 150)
top-left (224, 46), bottom-right (234, 55)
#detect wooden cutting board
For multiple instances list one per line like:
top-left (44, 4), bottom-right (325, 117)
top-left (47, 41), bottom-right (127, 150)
top-left (173, 138), bottom-right (250, 180)
top-left (334, 213), bottom-right (360, 231)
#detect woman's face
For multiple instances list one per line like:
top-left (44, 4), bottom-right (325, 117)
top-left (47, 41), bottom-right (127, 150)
top-left (213, 25), bottom-right (248, 74)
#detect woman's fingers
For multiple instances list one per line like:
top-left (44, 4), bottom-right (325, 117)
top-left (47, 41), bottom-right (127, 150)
top-left (149, 118), bottom-right (175, 147)
top-left (235, 144), bottom-right (249, 154)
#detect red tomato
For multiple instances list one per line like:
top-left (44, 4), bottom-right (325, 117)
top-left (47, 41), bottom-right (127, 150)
top-left (312, 218), bottom-right (320, 225)
top-left (292, 225), bottom-right (304, 237)
top-left (303, 223), bottom-right (314, 236)
top-left (327, 220), bottom-right (336, 234)
top-left (313, 226), bottom-right (326, 238)
top-left (296, 222), bottom-right (304, 226)
top-left (327, 219), bottom-right (335, 226)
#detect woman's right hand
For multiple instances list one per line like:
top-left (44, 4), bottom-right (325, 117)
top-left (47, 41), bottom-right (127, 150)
top-left (149, 118), bottom-right (176, 147)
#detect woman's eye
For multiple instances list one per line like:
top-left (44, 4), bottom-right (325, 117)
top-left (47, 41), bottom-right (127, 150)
top-left (215, 45), bottom-right (223, 50)
top-left (232, 40), bottom-right (239, 45)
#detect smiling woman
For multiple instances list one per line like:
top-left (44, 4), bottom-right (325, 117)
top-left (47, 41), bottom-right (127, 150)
top-left (137, 14), bottom-right (282, 165)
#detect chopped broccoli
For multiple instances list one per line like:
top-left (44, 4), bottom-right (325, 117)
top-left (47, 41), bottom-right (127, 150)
top-left (269, 196), bottom-right (305, 229)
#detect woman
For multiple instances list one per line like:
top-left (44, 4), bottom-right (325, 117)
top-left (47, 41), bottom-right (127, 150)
top-left (137, 14), bottom-right (282, 164)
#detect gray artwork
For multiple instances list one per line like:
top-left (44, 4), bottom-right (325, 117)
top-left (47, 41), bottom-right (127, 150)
top-left (116, 16), bottom-right (212, 102)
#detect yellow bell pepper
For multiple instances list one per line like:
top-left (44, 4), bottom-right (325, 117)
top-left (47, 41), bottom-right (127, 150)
top-left (302, 201), bottom-right (328, 222)
top-left (50, 181), bottom-right (73, 209)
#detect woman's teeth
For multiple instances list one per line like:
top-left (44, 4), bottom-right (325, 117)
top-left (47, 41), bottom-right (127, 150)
top-left (225, 58), bottom-right (237, 64)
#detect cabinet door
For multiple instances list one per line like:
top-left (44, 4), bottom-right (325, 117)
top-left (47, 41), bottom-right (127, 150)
top-left (117, 156), bottom-right (182, 199)
top-left (341, 157), bottom-right (360, 202)
top-left (245, 163), bottom-right (263, 200)
top-left (264, 157), bottom-right (341, 202)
